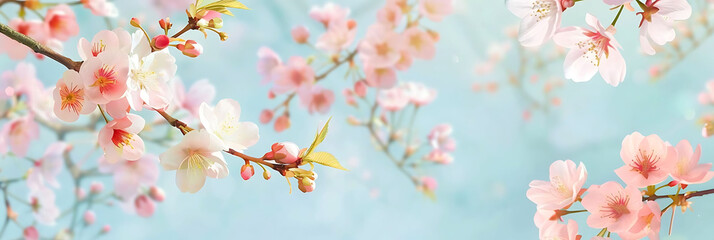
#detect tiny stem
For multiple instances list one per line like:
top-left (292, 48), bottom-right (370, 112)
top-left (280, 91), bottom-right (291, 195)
top-left (97, 105), bottom-right (109, 123)
top-left (610, 5), bottom-right (625, 26)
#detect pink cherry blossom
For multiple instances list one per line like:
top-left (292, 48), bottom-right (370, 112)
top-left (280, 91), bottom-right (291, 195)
top-left (173, 78), bottom-right (216, 119)
top-left (363, 63), bottom-right (397, 89)
top-left (77, 29), bottom-right (131, 60)
top-left (0, 115), bottom-right (39, 158)
top-left (44, 5), bottom-right (79, 41)
top-left (424, 150), bottom-right (453, 164)
top-left (400, 82), bottom-right (437, 106)
top-left (402, 27), bottom-right (436, 60)
top-left (83, 210), bottom-right (96, 225)
top-left (553, 14), bottom-right (626, 86)
top-left (99, 154), bottom-right (159, 200)
top-left (428, 124), bottom-right (456, 152)
top-left (265, 142), bottom-right (300, 164)
top-left (354, 80), bottom-right (367, 97)
top-left (670, 140), bottom-right (714, 185)
top-left (241, 164), bottom-right (255, 180)
top-left (273, 56), bottom-right (315, 94)
top-left (377, 87), bottom-right (410, 111)
top-left (53, 70), bottom-right (96, 122)
top-left (29, 87), bottom-right (58, 122)
top-left (418, 0), bottom-right (453, 22)
top-left (0, 19), bottom-right (48, 60)
top-left (259, 109), bottom-right (274, 123)
top-left (103, 97), bottom-right (130, 119)
top-left (615, 132), bottom-right (676, 188)
top-left (315, 20), bottom-right (357, 54)
top-left (98, 114), bottom-right (146, 163)
top-left (637, 0), bottom-right (692, 55)
top-left (149, 186), bottom-right (165, 202)
top-left (160, 129), bottom-right (228, 193)
top-left (27, 142), bottom-right (69, 191)
top-left (378, 3), bottom-right (403, 28)
top-left (291, 25), bottom-right (310, 44)
top-left (527, 160), bottom-right (587, 210)
top-left (298, 85), bottom-right (335, 114)
top-left (395, 51), bottom-right (413, 71)
top-left (539, 219), bottom-right (579, 240)
top-left (134, 195), bottom-right (155, 217)
top-left (618, 201), bottom-right (661, 240)
top-left (28, 186), bottom-right (60, 225)
top-left (257, 47), bottom-right (282, 84)
top-left (81, 0), bottom-right (119, 17)
top-left (199, 99), bottom-right (260, 151)
top-left (507, 0), bottom-right (561, 47)
top-left (1, 62), bottom-right (43, 100)
top-left (23, 226), bottom-right (39, 240)
top-left (80, 50), bottom-right (129, 104)
top-left (102, 225), bottom-right (111, 233)
top-left (581, 181), bottom-right (643, 233)
top-left (359, 24), bottom-right (403, 68)
top-left (309, 3), bottom-right (350, 28)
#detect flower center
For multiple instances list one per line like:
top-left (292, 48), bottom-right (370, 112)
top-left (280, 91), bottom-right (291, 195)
top-left (602, 193), bottom-right (630, 219)
top-left (187, 151), bottom-right (209, 170)
top-left (577, 30), bottom-right (613, 67)
top-left (59, 83), bottom-right (84, 114)
top-left (375, 42), bottom-right (392, 57)
top-left (111, 129), bottom-right (134, 148)
top-left (410, 35), bottom-right (423, 50)
top-left (530, 0), bottom-right (555, 21)
top-left (631, 149), bottom-right (660, 178)
top-left (91, 40), bottom-right (106, 57)
top-left (91, 65), bottom-right (118, 93)
top-left (550, 176), bottom-right (572, 197)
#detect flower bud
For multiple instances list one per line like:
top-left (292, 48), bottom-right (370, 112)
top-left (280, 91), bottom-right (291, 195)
top-left (149, 186), bottom-right (165, 202)
top-left (23, 226), bottom-right (38, 240)
top-left (259, 109), bottom-right (274, 124)
top-left (209, 18), bottom-right (223, 29)
top-left (420, 177), bottom-right (438, 192)
top-left (298, 177), bottom-right (316, 193)
top-left (90, 181), bottom-right (104, 194)
top-left (291, 26), bottom-right (309, 44)
top-left (218, 31), bottom-right (229, 41)
top-left (134, 195), bottom-right (155, 218)
top-left (354, 80), bottom-right (367, 98)
top-left (152, 35), bottom-right (170, 50)
top-left (159, 18), bottom-right (172, 31)
top-left (269, 142), bottom-right (300, 164)
top-left (176, 40), bottom-right (203, 58)
top-left (240, 164), bottom-right (255, 180)
top-left (347, 19), bottom-right (357, 30)
top-left (24, 0), bottom-right (41, 10)
top-left (197, 19), bottom-right (210, 29)
top-left (274, 115), bottom-right (291, 132)
top-left (347, 116), bottom-right (361, 126)
top-left (130, 17), bottom-right (141, 28)
top-left (76, 187), bottom-right (86, 200)
top-left (101, 225), bottom-right (111, 234)
top-left (263, 170), bottom-right (271, 180)
top-left (83, 210), bottom-right (96, 225)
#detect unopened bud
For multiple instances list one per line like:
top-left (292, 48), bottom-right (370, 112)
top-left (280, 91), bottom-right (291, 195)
top-left (263, 171), bottom-right (271, 180)
top-left (241, 164), bottom-right (255, 180)
top-left (130, 18), bottom-right (141, 28)
top-left (149, 186), bottom-right (165, 202)
top-left (152, 35), bottom-right (170, 50)
top-left (159, 18), bottom-right (172, 31)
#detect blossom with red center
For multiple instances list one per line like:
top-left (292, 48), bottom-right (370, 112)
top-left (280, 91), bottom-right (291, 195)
top-left (527, 160), bottom-right (587, 211)
top-left (0, 19), bottom-right (48, 60)
top-left (44, 4), bottom-right (79, 41)
top-left (553, 14), bottom-right (626, 86)
top-left (53, 70), bottom-right (96, 122)
top-left (635, 0), bottom-right (692, 55)
top-left (669, 140), bottom-right (714, 185)
top-left (272, 56), bottom-right (315, 94)
top-left (359, 24), bottom-right (403, 68)
top-left (0, 114), bottom-right (39, 158)
top-left (98, 114), bottom-right (146, 163)
top-left (80, 50), bottom-right (129, 104)
top-left (77, 29), bottom-right (131, 60)
top-left (581, 181), bottom-right (643, 233)
top-left (402, 27), bottom-right (436, 60)
top-left (298, 85), bottom-right (335, 114)
top-left (615, 132), bottom-right (676, 188)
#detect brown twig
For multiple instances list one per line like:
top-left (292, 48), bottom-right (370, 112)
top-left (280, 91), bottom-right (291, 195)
top-left (0, 22), bottom-right (83, 71)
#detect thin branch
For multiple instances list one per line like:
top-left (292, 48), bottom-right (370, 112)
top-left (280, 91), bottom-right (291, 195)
top-left (0, 22), bottom-right (83, 71)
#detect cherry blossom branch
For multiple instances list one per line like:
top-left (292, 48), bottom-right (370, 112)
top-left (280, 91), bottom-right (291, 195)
top-left (316, 49), bottom-right (358, 81)
top-left (365, 101), bottom-right (419, 186)
top-left (644, 188), bottom-right (714, 201)
top-left (0, 22), bottom-right (82, 71)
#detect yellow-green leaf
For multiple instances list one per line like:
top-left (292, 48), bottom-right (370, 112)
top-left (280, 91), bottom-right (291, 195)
top-left (304, 117), bottom-right (331, 157)
top-left (303, 152), bottom-right (347, 171)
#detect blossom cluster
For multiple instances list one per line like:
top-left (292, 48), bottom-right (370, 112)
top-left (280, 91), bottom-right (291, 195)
top-left (528, 132), bottom-right (714, 239)
top-left (507, 0), bottom-right (692, 86)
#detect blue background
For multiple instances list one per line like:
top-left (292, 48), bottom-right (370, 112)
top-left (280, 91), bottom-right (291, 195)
top-left (1, 0), bottom-right (714, 239)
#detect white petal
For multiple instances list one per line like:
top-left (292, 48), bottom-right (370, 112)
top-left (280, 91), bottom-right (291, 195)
top-left (176, 158), bottom-right (206, 193)
top-left (563, 48), bottom-right (598, 83)
top-left (599, 49), bottom-right (627, 87)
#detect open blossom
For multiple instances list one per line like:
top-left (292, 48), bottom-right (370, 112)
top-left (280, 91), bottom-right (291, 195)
top-left (53, 70), bottom-right (96, 122)
top-left (506, 0), bottom-right (561, 47)
top-left (44, 5), bottom-right (79, 41)
top-left (615, 132), bottom-right (676, 188)
top-left (199, 99), bottom-right (260, 151)
top-left (539, 219), bottom-right (579, 240)
top-left (127, 30), bottom-right (177, 110)
top-left (298, 85), bottom-right (335, 114)
top-left (637, 0), bottom-right (692, 55)
top-left (309, 3), bottom-right (350, 28)
top-left (418, 0), bottom-right (453, 22)
top-left (0, 19), bottom-right (47, 60)
top-left (377, 87), bottom-right (410, 111)
top-left (173, 78), bottom-right (216, 119)
top-left (1, 62), bottom-right (43, 100)
top-left (29, 87), bottom-right (58, 122)
top-left (581, 181), bottom-right (643, 233)
top-left (160, 130), bottom-right (228, 193)
top-left (257, 47), bottom-right (282, 83)
top-left (81, 0), bottom-right (119, 17)
top-left (77, 29), bottom-right (131, 61)
top-left (527, 160), bottom-right (587, 210)
top-left (98, 114), bottom-right (145, 163)
top-left (618, 201), bottom-right (661, 240)
top-left (28, 187), bottom-right (60, 225)
top-left (315, 20), bottom-right (357, 54)
top-left (378, 3), bottom-right (402, 28)
top-left (428, 124), bottom-right (456, 152)
top-left (0, 115), bottom-right (39, 158)
top-left (99, 155), bottom-right (159, 200)
top-left (80, 50), bottom-right (130, 104)
top-left (273, 56), bottom-right (315, 94)
top-left (402, 27), bottom-right (436, 60)
top-left (291, 25), bottom-right (310, 44)
top-left (400, 82), bottom-right (437, 106)
top-left (359, 24), bottom-right (403, 68)
top-left (553, 14), bottom-right (626, 86)
top-left (670, 140), bottom-right (714, 185)
top-left (27, 142), bottom-right (69, 191)
top-left (363, 63), bottom-right (397, 89)
top-left (103, 97), bottom-right (130, 119)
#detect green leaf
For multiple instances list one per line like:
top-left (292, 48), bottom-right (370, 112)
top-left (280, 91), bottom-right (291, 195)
top-left (303, 152), bottom-right (347, 171)
top-left (303, 117), bottom-right (331, 157)
top-left (200, 0), bottom-right (250, 16)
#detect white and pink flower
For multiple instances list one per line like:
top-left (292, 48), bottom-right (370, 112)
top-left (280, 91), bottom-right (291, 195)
top-left (53, 70), bottom-right (96, 122)
top-left (98, 114), bottom-right (145, 163)
top-left (526, 160), bottom-right (587, 210)
top-left (199, 99), bottom-right (260, 151)
top-left (159, 129), bottom-right (228, 193)
top-left (507, 0), bottom-right (562, 47)
top-left (99, 154), bottom-right (159, 200)
top-left (636, 0), bottom-right (692, 55)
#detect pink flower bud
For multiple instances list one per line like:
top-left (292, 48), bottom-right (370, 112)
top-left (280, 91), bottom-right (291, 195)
top-left (259, 109), bottom-right (274, 124)
top-left (420, 177), bottom-right (438, 192)
top-left (130, 17), bottom-right (141, 27)
top-left (263, 170), bottom-right (271, 180)
top-left (23, 226), bottom-right (38, 240)
top-left (291, 25), bottom-right (310, 44)
top-left (269, 142), bottom-right (300, 164)
top-left (76, 188), bottom-right (86, 200)
top-left (90, 181), bottom-right (104, 194)
top-left (267, 91), bottom-right (276, 99)
top-left (347, 19), bottom-right (357, 30)
top-left (134, 195), bottom-right (155, 218)
top-left (298, 177), bottom-right (315, 193)
top-left (240, 164), bottom-right (255, 180)
top-left (101, 225), bottom-right (111, 234)
top-left (176, 40), bottom-right (203, 58)
top-left (159, 18), bottom-right (172, 31)
top-left (152, 35), bottom-right (170, 50)
top-left (149, 186), bottom-right (165, 202)
top-left (83, 210), bottom-right (96, 225)
top-left (274, 115), bottom-right (291, 132)
top-left (354, 80), bottom-right (367, 98)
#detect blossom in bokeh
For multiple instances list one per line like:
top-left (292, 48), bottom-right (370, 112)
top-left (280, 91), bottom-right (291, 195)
top-left (527, 160), bottom-right (587, 210)
top-left (315, 20), bottom-right (357, 54)
top-left (402, 27), bottom-right (436, 60)
top-left (173, 78), bottom-right (216, 119)
top-left (359, 24), bottom-right (403, 68)
top-left (428, 124), bottom-right (456, 152)
top-left (134, 195), bottom-right (155, 217)
top-left (310, 3), bottom-right (350, 28)
top-left (1, 62), bottom-right (43, 100)
top-left (23, 226), bottom-right (39, 240)
top-left (581, 181), bottom-right (642, 233)
top-left (0, 19), bottom-right (47, 60)
top-left (506, 0), bottom-right (562, 47)
top-left (615, 132), bottom-right (675, 188)
top-left (298, 85), bottom-right (335, 114)
top-left (83, 210), bottom-right (96, 225)
top-left (28, 187), bottom-right (60, 225)
top-left (418, 0), bottom-right (453, 22)
top-left (27, 142), bottom-right (69, 191)
top-left (377, 86), bottom-right (410, 111)
top-left (273, 56), bottom-right (315, 94)
top-left (400, 82), bottom-right (436, 106)
top-left (199, 99), bottom-right (260, 151)
top-left (160, 130), bottom-right (228, 193)
top-left (670, 140), bottom-right (714, 185)
top-left (81, 0), bottom-right (119, 17)
top-left (53, 70), bottom-right (96, 122)
top-left (44, 5), bottom-right (79, 41)
top-left (553, 14), bottom-right (626, 86)
top-left (363, 63), bottom-right (397, 89)
top-left (257, 47), bottom-right (282, 84)
top-left (0, 115), bottom-right (39, 158)
top-left (98, 114), bottom-right (146, 163)
top-left (377, 2), bottom-right (402, 28)
top-left (424, 150), bottom-right (453, 164)
top-left (274, 114), bottom-right (291, 132)
top-left (99, 155), bottom-right (159, 200)
top-left (637, 0), bottom-right (692, 55)
top-left (291, 25), bottom-right (310, 44)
